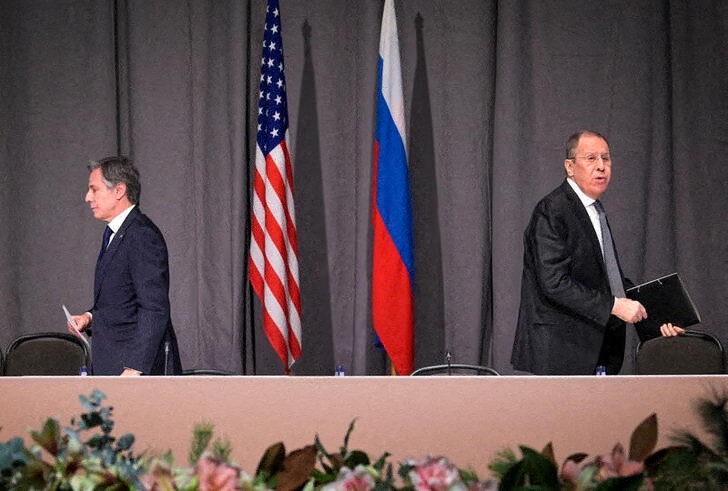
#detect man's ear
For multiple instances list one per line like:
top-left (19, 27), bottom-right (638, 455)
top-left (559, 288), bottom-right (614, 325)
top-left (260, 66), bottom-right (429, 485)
top-left (115, 182), bottom-right (127, 200)
top-left (564, 159), bottom-right (574, 177)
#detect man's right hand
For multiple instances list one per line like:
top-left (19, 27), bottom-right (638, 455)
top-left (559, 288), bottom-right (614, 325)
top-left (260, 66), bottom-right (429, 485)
top-left (68, 312), bottom-right (92, 333)
top-left (611, 297), bottom-right (647, 324)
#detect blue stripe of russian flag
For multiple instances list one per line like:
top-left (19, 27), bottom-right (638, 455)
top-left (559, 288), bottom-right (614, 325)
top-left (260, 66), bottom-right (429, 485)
top-left (375, 56), bottom-right (414, 277)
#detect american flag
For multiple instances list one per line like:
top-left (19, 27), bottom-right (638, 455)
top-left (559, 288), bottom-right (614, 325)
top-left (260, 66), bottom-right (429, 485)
top-left (249, 0), bottom-right (301, 373)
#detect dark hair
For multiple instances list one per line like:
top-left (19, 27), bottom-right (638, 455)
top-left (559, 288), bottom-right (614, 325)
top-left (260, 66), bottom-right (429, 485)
top-left (88, 155), bottom-right (141, 204)
top-left (565, 130), bottom-right (609, 159)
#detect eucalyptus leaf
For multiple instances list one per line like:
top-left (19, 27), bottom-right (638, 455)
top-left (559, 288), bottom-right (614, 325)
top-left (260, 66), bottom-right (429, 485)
top-left (116, 434), bottom-right (135, 451)
top-left (80, 412), bottom-right (104, 430)
top-left (0, 437), bottom-right (27, 476)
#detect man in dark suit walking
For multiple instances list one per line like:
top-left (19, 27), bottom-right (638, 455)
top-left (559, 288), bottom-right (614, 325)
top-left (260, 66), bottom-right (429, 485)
top-left (69, 156), bottom-right (182, 375)
top-left (511, 131), bottom-right (682, 375)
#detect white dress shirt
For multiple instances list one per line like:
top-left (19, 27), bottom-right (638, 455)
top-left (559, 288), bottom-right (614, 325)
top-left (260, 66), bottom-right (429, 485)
top-left (566, 178), bottom-right (603, 254)
top-left (106, 204), bottom-right (136, 248)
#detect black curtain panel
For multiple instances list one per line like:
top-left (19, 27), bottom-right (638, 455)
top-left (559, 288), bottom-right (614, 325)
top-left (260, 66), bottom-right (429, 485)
top-left (1, 0), bottom-right (726, 375)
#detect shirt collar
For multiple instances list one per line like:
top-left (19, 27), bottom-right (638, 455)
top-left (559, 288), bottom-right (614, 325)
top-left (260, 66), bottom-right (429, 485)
top-left (566, 178), bottom-right (597, 209)
top-left (108, 204), bottom-right (136, 234)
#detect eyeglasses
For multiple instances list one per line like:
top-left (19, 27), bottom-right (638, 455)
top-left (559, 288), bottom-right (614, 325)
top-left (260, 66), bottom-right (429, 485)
top-left (567, 154), bottom-right (611, 164)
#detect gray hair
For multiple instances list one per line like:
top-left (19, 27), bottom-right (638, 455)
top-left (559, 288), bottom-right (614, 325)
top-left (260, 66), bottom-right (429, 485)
top-left (88, 155), bottom-right (141, 204)
top-left (565, 130), bottom-right (609, 159)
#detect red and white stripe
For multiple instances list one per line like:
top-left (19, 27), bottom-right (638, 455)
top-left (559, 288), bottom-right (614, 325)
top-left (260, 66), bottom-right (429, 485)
top-left (249, 134), bottom-right (302, 371)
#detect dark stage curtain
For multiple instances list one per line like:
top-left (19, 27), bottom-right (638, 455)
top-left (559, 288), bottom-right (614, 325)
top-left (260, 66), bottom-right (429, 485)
top-left (1, 0), bottom-right (726, 375)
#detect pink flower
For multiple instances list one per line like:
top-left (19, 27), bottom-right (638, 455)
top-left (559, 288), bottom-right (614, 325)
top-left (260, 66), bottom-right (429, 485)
top-left (595, 443), bottom-right (644, 480)
top-left (407, 457), bottom-right (462, 491)
top-left (561, 444), bottom-right (645, 485)
top-left (321, 466), bottom-right (376, 491)
top-left (195, 455), bottom-right (241, 491)
top-left (560, 453), bottom-right (589, 483)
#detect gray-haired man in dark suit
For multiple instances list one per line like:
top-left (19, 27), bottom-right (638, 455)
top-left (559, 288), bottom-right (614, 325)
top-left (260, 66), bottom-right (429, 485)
top-left (69, 156), bottom-right (182, 375)
top-left (511, 131), bottom-right (682, 375)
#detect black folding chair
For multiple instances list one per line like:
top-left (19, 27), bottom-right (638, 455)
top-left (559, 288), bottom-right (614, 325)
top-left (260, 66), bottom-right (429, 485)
top-left (182, 368), bottom-right (235, 376)
top-left (411, 363), bottom-right (500, 376)
top-left (4, 332), bottom-right (90, 376)
top-left (635, 329), bottom-right (725, 375)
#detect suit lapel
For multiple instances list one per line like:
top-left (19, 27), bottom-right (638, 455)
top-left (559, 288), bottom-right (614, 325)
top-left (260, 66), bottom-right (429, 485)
top-left (559, 180), bottom-right (607, 275)
top-left (94, 208), bottom-right (140, 302)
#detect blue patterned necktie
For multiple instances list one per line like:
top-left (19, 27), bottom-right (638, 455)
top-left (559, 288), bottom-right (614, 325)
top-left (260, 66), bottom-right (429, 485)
top-left (594, 200), bottom-right (625, 297)
top-left (97, 226), bottom-right (113, 263)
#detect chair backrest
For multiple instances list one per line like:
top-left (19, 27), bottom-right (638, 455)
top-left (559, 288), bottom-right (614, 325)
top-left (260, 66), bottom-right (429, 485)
top-left (4, 332), bottom-right (90, 376)
top-left (182, 368), bottom-right (235, 376)
top-left (635, 329), bottom-right (725, 375)
top-left (411, 363), bottom-right (500, 376)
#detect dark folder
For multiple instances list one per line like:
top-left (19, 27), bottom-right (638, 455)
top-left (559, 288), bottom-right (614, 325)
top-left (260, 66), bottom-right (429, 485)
top-left (626, 272), bottom-right (701, 342)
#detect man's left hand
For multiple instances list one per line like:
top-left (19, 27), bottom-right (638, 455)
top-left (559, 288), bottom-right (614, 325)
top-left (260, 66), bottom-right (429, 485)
top-left (120, 368), bottom-right (142, 376)
top-left (660, 323), bottom-right (685, 337)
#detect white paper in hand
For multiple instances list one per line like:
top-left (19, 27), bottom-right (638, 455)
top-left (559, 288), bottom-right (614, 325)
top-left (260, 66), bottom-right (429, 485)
top-left (62, 304), bottom-right (90, 350)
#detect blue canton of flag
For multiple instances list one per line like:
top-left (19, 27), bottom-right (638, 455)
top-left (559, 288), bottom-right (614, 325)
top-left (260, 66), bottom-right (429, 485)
top-left (257, 0), bottom-right (288, 155)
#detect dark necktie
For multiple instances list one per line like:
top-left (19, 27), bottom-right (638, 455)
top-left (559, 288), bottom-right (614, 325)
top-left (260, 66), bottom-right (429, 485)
top-left (97, 226), bottom-right (113, 263)
top-left (594, 200), bottom-right (625, 297)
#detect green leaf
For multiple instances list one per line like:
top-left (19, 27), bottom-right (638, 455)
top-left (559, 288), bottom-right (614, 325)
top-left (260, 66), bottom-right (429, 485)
top-left (398, 462), bottom-right (413, 481)
top-left (188, 422), bottom-right (214, 465)
top-left (594, 473), bottom-right (643, 491)
top-left (342, 419), bottom-right (357, 452)
top-left (314, 433), bottom-right (328, 456)
top-left (301, 478), bottom-right (317, 491)
top-left (211, 438), bottom-right (232, 463)
top-left (14, 457), bottom-right (53, 489)
top-left (372, 451), bottom-right (391, 472)
top-left (628, 413), bottom-right (658, 462)
top-left (310, 468), bottom-right (336, 484)
top-left (87, 435), bottom-right (104, 449)
top-left (540, 442), bottom-right (556, 466)
top-left (458, 467), bottom-right (480, 484)
top-left (498, 446), bottom-right (559, 490)
top-left (487, 447), bottom-right (518, 481)
top-left (29, 418), bottom-right (61, 456)
top-left (314, 433), bottom-right (333, 471)
top-left (345, 450), bottom-right (370, 468)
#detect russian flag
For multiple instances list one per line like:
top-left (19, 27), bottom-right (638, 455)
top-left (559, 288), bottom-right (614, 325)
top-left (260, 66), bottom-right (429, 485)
top-left (371, 0), bottom-right (414, 375)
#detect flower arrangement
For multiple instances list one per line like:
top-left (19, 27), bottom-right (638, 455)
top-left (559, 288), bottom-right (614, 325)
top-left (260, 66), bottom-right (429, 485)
top-left (2, 389), bottom-right (727, 490)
